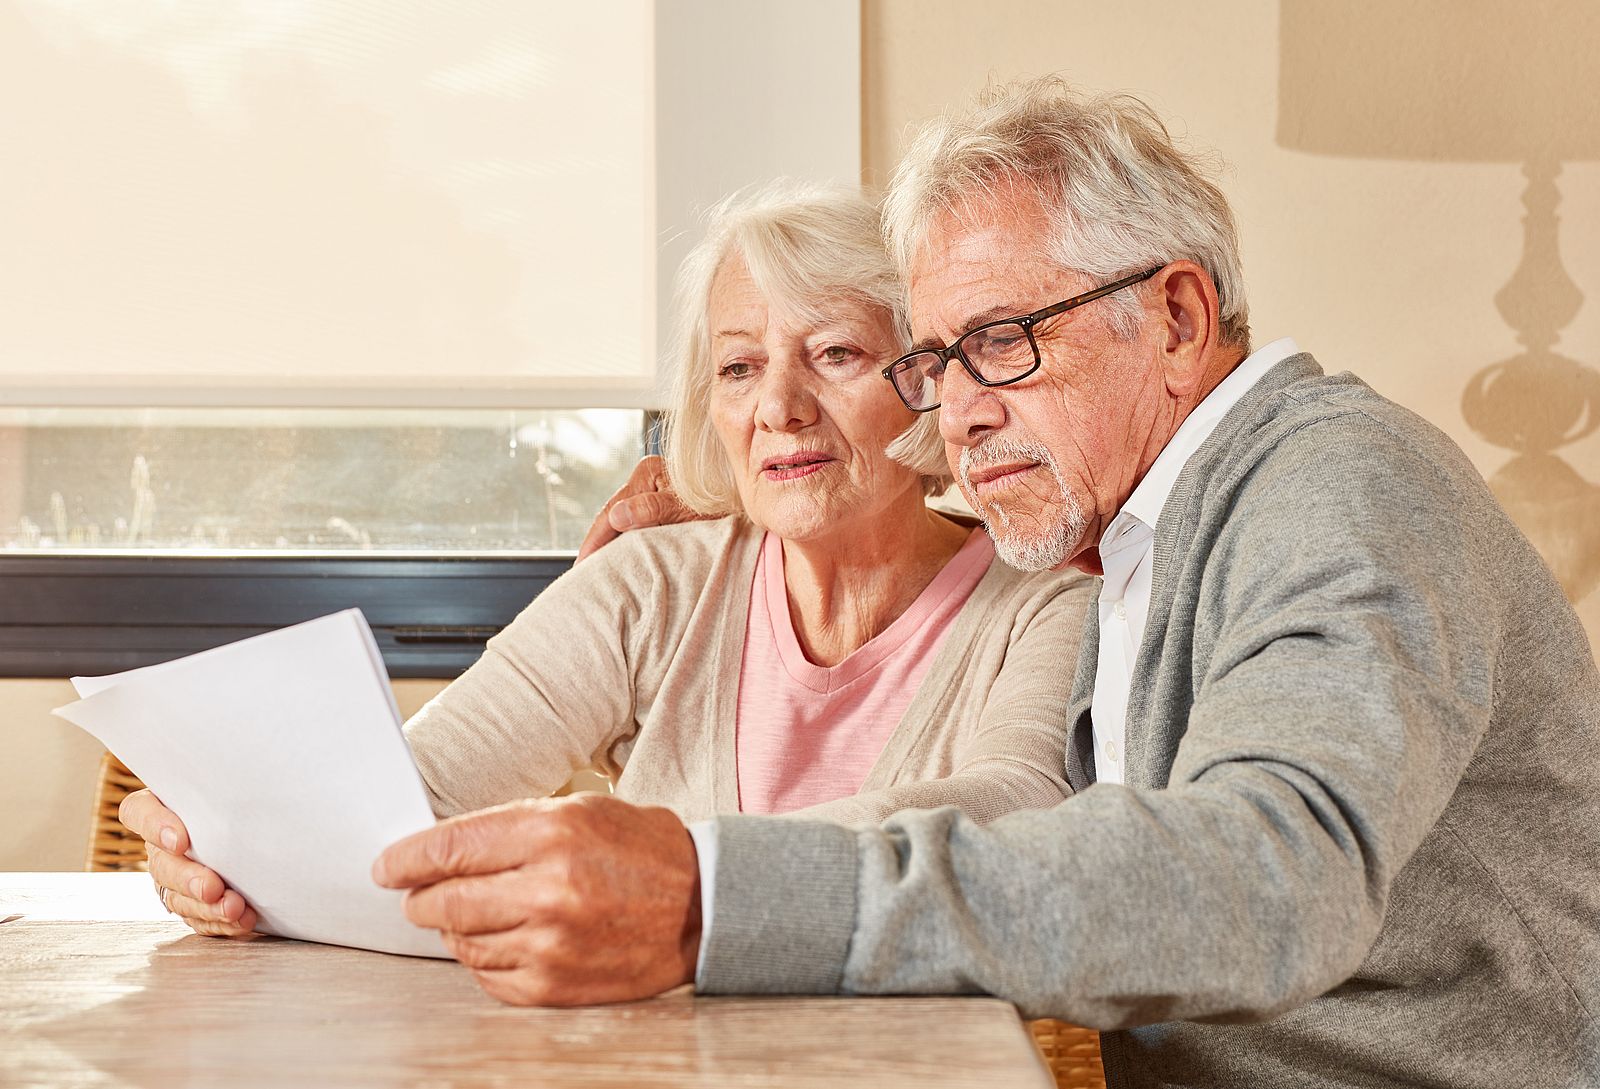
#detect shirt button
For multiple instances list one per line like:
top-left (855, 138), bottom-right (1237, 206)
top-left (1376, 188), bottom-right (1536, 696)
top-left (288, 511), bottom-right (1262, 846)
top-left (1104, 739), bottom-right (1119, 762)
top-left (1112, 601), bottom-right (1127, 620)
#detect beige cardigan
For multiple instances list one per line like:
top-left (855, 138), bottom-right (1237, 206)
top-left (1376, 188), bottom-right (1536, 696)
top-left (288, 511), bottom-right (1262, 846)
top-left (404, 516), bottom-right (1095, 827)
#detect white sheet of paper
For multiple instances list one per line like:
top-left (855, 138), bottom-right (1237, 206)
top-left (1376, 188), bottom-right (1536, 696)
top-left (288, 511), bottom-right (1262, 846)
top-left (54, 609), bottom-right (448, 959)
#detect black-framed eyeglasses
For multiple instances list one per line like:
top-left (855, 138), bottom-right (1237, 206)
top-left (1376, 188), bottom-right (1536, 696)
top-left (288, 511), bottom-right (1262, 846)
top-left (881, 266), bottom-right (1164, 412)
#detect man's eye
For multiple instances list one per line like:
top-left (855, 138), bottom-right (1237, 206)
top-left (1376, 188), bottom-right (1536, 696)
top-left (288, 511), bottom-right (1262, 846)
top-left (980, 330), bottom-right (1025, 351)
top-left (820, 345), bottom-right (857, 363)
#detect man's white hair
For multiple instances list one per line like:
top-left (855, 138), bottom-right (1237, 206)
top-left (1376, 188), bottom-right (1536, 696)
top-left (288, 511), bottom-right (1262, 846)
top-left (664, 181), bottom-right (951, 516)
top-left (883, 76), bottom-right (1251, 349)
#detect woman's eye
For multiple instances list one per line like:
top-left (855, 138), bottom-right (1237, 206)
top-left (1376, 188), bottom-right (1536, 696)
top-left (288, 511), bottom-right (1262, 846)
top-left (718, 361), bottom-right (752, 379)
top-left (820, 345), bottom-right (857, 363)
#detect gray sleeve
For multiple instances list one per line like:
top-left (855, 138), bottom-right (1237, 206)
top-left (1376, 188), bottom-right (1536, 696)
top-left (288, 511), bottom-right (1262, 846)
top-left (697, 815), bottom-right (859, 995)
top-left (698, 417), bottom-right (1502, 1026)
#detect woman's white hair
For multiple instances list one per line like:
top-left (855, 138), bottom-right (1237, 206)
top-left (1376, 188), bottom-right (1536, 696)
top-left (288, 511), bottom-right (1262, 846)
top-left (664, 180), bottom-right (950, 516)
top-left (883, 76), bottom-right (1251, 349)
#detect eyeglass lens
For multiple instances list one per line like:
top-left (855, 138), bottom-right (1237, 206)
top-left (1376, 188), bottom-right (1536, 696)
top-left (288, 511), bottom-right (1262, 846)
top-left (892, 321), bottom-right (1035, 409)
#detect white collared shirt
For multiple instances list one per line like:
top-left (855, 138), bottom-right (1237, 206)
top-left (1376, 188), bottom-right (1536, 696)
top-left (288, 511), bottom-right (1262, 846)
top-left (1090, 338), bottom-right (1301, 784)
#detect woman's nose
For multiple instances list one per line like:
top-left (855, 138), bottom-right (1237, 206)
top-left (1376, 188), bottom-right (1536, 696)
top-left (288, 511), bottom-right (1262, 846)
top-left (753, 358), bottom-right (819, 433)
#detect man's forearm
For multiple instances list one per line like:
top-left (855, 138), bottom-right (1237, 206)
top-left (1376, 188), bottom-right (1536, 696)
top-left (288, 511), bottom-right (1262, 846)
top-left (701, 779), bottom-right (1381, 1026)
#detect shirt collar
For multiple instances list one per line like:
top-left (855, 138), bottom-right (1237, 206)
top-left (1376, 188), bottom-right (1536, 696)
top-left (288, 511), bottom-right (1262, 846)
top-left (1105, 338), bottom-right (1301, 544)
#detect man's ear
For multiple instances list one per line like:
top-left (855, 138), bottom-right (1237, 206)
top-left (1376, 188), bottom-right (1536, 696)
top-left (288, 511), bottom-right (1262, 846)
top-left (1152, 261), bottom-right (1221, 399)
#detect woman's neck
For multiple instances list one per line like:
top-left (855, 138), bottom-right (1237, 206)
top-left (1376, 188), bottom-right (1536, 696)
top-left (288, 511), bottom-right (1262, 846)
top-left (779, 495), bottom-right (971, 668)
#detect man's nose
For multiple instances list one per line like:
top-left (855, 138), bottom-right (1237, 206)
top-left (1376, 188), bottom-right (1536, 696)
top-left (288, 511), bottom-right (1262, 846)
top-left (754, 358), bottom-right (819, 433)
top-left (938, 360), bottom-right (1006, 446)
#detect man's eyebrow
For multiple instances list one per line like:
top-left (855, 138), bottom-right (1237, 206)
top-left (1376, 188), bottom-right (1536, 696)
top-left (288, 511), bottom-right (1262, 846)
top-left (910, 305), bottom-right (1019, 352)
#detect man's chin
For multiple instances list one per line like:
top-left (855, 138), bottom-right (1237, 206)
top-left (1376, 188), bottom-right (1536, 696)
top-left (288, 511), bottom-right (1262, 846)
top-left (985, 526), bottom-right (1072, 573)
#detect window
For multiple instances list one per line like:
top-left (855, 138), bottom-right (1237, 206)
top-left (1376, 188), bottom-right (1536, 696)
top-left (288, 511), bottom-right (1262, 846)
top-left (1, 408), bottom-right (646, 554)
top-left (0, 1), bottom-right (861, 674)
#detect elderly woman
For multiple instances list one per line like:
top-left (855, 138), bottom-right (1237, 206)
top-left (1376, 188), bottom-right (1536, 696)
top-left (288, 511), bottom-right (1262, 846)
top-left (121, 184), bottom-right (1094, 938)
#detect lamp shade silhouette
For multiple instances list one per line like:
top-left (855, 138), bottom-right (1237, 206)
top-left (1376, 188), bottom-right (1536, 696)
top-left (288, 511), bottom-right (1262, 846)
top-left (1277, 0), bottom-right (1600, 605)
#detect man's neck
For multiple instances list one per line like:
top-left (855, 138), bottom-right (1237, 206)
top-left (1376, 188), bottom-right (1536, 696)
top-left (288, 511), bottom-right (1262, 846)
top-left (1066, 343), bottom-right (1250, 577)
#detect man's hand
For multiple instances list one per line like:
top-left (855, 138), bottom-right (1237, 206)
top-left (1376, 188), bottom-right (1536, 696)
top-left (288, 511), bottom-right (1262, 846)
top-left (576, 455), bottom-right (702, 561)
top-left (373, 793), bottom-right (701, 1006)
top-left (119, 788), bottom-right (258, 938)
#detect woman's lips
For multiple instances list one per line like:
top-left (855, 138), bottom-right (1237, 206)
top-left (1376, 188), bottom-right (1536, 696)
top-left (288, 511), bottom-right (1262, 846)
top-left (761, 453), bottom-right (834, 481)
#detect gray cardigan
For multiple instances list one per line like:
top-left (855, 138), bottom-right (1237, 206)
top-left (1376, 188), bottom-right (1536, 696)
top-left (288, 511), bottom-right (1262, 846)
top-left (697, 355), bottom-right (1600, 1089)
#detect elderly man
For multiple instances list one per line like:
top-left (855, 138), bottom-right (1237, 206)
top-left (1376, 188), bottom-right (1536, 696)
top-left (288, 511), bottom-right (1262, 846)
top-left (374, 78), bottom-right (1600, 1086)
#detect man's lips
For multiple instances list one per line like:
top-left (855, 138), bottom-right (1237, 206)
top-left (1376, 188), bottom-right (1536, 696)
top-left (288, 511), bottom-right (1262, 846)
top-left (965, 461), bottom-right (1041, 490)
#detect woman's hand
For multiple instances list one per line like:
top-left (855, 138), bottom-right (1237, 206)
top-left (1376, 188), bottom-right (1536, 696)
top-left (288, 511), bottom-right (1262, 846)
top-left (576, 455), bottom-right (702, 560)
top-left (118, 788), bottom-right (258, 937)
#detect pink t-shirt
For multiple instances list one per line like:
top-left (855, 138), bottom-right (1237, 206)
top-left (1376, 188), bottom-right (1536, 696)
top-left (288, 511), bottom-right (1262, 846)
top-left (735, 527), bottom-right (994, 814)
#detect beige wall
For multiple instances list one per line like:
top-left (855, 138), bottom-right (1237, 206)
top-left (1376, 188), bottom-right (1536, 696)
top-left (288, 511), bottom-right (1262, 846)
top-left (863, 0), bottom-right (1600, 652)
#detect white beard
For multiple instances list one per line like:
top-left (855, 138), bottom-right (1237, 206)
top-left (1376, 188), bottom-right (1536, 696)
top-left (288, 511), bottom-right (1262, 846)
top-left (959, 436), bottom-right (1086, 572)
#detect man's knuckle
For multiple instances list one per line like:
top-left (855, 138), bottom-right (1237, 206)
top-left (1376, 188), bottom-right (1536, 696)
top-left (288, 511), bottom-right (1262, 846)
top-left (437, 882), bottom-right (474, 930)
top-left (473, 969), bottom-right (520, 1005)
top-left (445, 932), bottom-right (491, 968)
top-left (537, 928), bottom-right (590, 976)
top-left (492, 969), bottom-right (559, 1007)
top-left (426, 821), bottom-right (474, 873)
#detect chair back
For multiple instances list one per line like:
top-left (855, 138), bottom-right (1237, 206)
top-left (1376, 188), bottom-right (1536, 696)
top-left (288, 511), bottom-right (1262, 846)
top-left (1027, 1019), bottom-right (1105, 1089)
top-left (86, 751), bottom-right (150, 872)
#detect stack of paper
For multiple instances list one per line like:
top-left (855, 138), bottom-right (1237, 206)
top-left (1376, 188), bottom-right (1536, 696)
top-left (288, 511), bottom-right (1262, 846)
top-left (54, 609), bottom-right (448, 958)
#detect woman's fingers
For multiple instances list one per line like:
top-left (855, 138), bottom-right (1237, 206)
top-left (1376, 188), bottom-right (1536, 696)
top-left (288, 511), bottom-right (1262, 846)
top-left (146, 843), bottom-right (261, 936)
top-left (160, 879), bottom-right (259, 936)
top-left (119, 788), bottom-right (191, 855)
top-left (146, 844), bottom-right (225, 904)
top-left (122, 786), bottom-right (257, 934)
top-left (161, 883), bottom-right (241, 923)
top-left (166, 887), bottom-right (258, 936)
top-left (576, 455), bottom-right (691, 560)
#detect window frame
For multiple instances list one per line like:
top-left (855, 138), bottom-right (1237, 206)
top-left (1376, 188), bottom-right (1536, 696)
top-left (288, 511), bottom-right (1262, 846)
top-left (0, 553), bottom-right (572, 679)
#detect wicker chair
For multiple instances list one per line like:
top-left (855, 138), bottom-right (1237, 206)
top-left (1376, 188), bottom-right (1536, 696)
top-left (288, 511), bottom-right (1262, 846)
top-left (86, 751), bottom-right (150, 872)
top-left (1027, 1019), bottom-right (1105, 1089)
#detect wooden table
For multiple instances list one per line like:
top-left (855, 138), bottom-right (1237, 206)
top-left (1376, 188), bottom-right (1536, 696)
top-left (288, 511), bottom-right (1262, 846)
top-left (1, 873), bottom-right (1053, 1088)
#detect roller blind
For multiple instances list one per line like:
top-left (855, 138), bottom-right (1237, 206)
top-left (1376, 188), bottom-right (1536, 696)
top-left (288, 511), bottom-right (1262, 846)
top-left (0, 0), bottom-right (861, 409)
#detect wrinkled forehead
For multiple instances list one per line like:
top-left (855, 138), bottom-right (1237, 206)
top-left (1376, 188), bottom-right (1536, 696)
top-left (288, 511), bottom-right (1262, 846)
top-left (905, 204), bottom-right (1074, 343)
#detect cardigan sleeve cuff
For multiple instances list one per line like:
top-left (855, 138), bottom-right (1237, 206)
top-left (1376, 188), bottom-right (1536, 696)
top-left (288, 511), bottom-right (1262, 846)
top-left (695, 814), bottom-right (859, 995)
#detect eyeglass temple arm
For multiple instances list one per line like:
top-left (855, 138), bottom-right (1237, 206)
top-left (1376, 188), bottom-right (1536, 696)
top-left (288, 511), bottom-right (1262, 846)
top-left (1025, 265), bottom-right (1165, 327)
